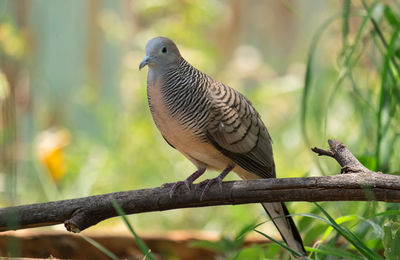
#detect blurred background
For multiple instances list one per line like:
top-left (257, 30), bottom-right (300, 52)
top-left (1, 0), bottom-right (400, 259)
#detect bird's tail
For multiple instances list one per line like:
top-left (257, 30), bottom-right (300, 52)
top-left (262, 202), bottom-right (306, 258)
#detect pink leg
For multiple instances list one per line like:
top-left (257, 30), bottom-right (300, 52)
top-left (162, 168), bottom-right (206, 198)
top-left (198, 165), bottom-right (234, 201)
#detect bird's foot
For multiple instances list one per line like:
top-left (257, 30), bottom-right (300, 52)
top-left (161, 168), bottom-right (206, 198)
top-left (198, 165), bottom-right (234, 201)
top-left (198, 176), bottom-right (224, 201)
top-left (162, 180), bottom-right (192, 198)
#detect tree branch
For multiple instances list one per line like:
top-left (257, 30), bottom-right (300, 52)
top-left (0, 140), bottom-right (397, 233)
top-left (312, 139), bottom-right (375, 174)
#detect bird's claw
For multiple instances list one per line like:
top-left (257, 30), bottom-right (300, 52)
top-left (162, 181), bottom-right (191, 198)
top-left (198, 176), bottom-right (224, 201)
top-left (161, 168), bottom-right (206, 198)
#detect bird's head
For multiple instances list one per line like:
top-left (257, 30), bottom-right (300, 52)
top-left (139, 37), bottom-right (181, 71)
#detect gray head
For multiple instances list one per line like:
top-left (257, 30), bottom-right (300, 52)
top-left (139, 37), bottom-right (181, 70)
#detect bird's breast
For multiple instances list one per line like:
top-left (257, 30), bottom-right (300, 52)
top-left (147, 83), bottom-right (230, 170)
top-left (147, 83), bottom-right (188, 143)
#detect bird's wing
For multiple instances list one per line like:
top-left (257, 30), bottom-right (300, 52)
top-left (206, 82), bottom-right (275, 178)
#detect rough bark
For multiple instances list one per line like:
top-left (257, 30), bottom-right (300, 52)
top-left (0, 140), bottom-right (397, 233)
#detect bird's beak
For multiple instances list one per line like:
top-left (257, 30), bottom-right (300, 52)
top-left (139, 56), bottom-right (151, 70)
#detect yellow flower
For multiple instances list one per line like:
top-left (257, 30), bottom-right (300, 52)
top-left (36, 128), bottom-right (70, 182)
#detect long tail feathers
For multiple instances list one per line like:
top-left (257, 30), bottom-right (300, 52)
top-left (262, 202), bottom-right (306, 257)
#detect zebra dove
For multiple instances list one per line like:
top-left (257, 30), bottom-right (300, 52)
top-left (139, 36), bottom-right (306, 257)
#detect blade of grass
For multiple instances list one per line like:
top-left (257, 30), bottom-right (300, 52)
top-left (324, 215), bottom-right (383, 241)
top-left (360, 0), bottom-right (400, 171)
top-left (302, 3), bottom-right (377, 172)
top-left (378, 24), bottom-right (400, 142)
top-left (369, 210), bottom-right (400, 218)
top-left (375, 33), bottom-right (391, 171)
top-left (301, 12), bottom-right (342, 147)
top-left (80, 233), bottom-right (119, 260)
top-left (366, 3), bottom-right (400, 75)
top-left (314, 202), bottom-right (383, 260)
top-left (296, 212), bottom-right (381, 259)
top-left (348, 71), bottom-right (376, 113)
top-left (301, 8), bottom-right (370, 149)
top-left (342, 0), bottom-right (351, 47)
top-left (324, 2), bottom-right (378, 142)
top-left (111, 200), bottom-right (155, 260)
top-left (254, 229), bottom-right (304, 258)
top-left (321, 215), bottom-right (360, 241)
top-left (306, 245), bottom-right (365, 260)
top-left (235, 221), bottom-right (266, 242)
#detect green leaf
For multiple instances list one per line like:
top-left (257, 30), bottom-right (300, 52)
top-left (395, 48), bottom-right (400, 59)
top-left (321, 215), bottom-right (360, 241)
top-left (314, 202), bottom-right (384, 260)
top-left (384, 5), bottom-right (399, 26)
top-left (235, 221), bottom-right (266, 242)
top-left (306, 245), bottom-right (365, 260)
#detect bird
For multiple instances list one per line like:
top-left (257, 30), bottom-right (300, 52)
top-left (139, 36), bottom-right (306, 257)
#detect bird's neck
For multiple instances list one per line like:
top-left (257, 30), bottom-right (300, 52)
top-left (147, 57), bottom-right (184, 88)
top-left (147, 57), bottom-right (210, 120)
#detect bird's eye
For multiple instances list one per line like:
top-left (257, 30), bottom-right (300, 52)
top-left (161, 47), bottom-right (167, 53)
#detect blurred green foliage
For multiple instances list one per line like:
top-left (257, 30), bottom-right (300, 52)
top-left (383, 220), bottom-right (400, 260)
top-left (0, 0), bottom-right (400, 258)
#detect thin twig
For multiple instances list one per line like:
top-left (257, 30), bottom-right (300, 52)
top-left (311, 147), bottom-right (334, 157)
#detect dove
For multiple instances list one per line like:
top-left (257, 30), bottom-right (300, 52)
top-left (139, 36), bottom-right (306, 257)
